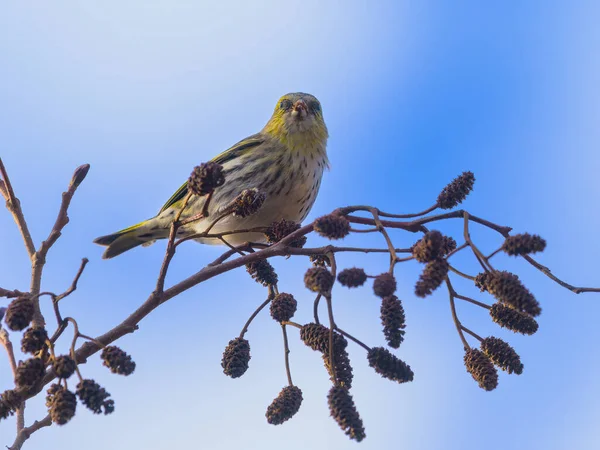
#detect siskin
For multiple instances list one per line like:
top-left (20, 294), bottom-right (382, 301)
top-left (94, 93), bottom-right (329, 259)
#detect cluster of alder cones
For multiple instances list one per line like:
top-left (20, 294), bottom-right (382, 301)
top-left (0, 301), bottom-right (135, 425)
top-left (216, 172), bottom-right (547, 441)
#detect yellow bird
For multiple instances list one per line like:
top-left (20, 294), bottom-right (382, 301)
top-left (94, 93), bottom-right (329, 259)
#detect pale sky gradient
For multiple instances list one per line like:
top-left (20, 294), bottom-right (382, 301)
top-left (1, 2), bottom-right (599, 449)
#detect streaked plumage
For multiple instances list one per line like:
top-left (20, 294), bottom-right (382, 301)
top-left (94, 93), bottom-right (329, 259)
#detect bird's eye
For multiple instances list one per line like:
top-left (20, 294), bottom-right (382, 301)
top-left (309, 101), bottom-right (321, 113)
top-left (280, 99), bottom-right (293, 110)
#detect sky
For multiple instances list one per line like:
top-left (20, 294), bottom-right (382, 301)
top-left (1, 1), bottom-right (600, 449)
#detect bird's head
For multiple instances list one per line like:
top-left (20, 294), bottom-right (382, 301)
top-left (263, 93), bottom-right (328, 150)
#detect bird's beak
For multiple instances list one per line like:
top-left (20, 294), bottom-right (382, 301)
top-left (291, 99), bottom-right (308, 119)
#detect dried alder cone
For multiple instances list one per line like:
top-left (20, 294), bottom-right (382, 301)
top-left (323, 348), bottom-right (354, 388)
top-left (3, 159), bottom-right (599, 447)
top-left (464, 348), bottom-right (498, 391)
top-left (437, 171), bottom-right (475, 209)
top-left (367, 347), bottom-right (414, 383)
top-left (188, 162), bottom-right (225, 196)
top-left (101, 346), bottom-right (136, 376)
top-left (221, 337), bottom-right (251, 378)
top-left (15, 357), bottom-right (45, 389)
top-left (46, 384), bottom-right (77, 426)
top-left (53, 355), bottom-right (77, 379)
top-left (0, 389), bottom-right (22, 420)
top-left (300, 323), bottom-right (348, 354)
top-left (480, 337), bottom-right (523, 375)
top-left (264, 218), bottom-right (307, 248)
top-left (266, 386), bottom-right (303, 425)
top-left (380, 295), bottom-right (406, 349)
top-left (304, 267), bottom-right (334, 295)
top-left (502, 233), bottom-right (546, 256)
top-left (269, 293), bottom-right (297, 323)
top-left (313, 214), bottom-right (351, 240)
top-left (328, 386), bottom-right (366, 442)
top-left (373, 273), bottom-right (397, 298)
top-left (415, 258), bottom-right (449, 298)
top-left (246, 259), bottom-right (278, 286)
top-left (337, 268), bottom-right (367, 288)
top-left (475, 271), bottom-right (541, 317)
top-left (4, 296), bottom-right (34, 331)
top-left (489, 303), bottom-right (539, 335)
top-left (231, 188), bottom-right (266, 218)
top-left (21, 326), bottom-right (48, 354)
top-left (76, 379), bottom-right (115, 415)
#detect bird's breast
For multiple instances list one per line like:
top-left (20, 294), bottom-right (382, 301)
top-left (186, 144), bottom-right (327, 243)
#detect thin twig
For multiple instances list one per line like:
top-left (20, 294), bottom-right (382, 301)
top-left (446, 278), bottom-right (470, 350)
top-left (461, 326), bottom-right (484, 342)
top-left (0, 158), bottom-right (36, 257)
top-left (325, 295), bottom-right (337, 385)
top-left (313, 294), bottom-right (322, 325)
top-left (454, 293), bottom-right (491, 309)
top-left (218, 235), bottom-right (243, 255)
top-left (377, 203), bottom-right (438, 219)
top-left (284, 245), bottom-right (412, 257)
top-left (174, 224), bottom-right (267, 247)
top-left (77, 332), bottom-right (106, 349)
top-left (208, 243), bottom-right (253, 266)
top-left (337, 204), bottom-right (438, 220)
top-left (521, 254), bottom-right (600, 294)
top-left (66, 317), bottom-right (85, 381)
top-left (281, 324), bottom-right (294, 386)
top-left (334, 327), bottom-right (371, 352)
top-left (0, 329), bottom-right (18, 379)
top-left (369, 208), bottom-right (397, 272)
top-left (349, 227), bottom-right (380, 233)
top-left (448, 265), bottom-right (475, 280)
top-left (445, 242), bottom-right (469, 259)
top-left (29, 164), bottom-right (90, 327)
top-left (0, 288), bottom-right (27, 298)
top-left (463, 212), bottom-right (493, 272)
top-left (486, 247), bottom-right (503, 260)
top-left (155, 193), bottom-right (192, 294)
top-left (395, 255), bottom-right (415, 263)
top-left (54, 258), bottom-right (89, 302)
top-left (239, 294), bottom-right (274, 339)
top-left (8, 414), bottom-right (52, 450)
top-left (1, 329), bottom-right (25, 435)
top-left (345, 209), bottom-right (512, 235)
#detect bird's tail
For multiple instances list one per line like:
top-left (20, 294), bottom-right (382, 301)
top-left (93, 219), bottom-right (167, 259)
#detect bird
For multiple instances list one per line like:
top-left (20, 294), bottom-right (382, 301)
top-left (94, 92), bottom-right (329, 259)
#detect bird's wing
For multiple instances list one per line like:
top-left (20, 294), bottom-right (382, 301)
top-left (157, 134), bottom-right (265, 214)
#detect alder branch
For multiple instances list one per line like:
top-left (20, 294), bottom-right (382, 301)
top-left (2, 165), bottom-right (599, 448)
top-left (0, 158), bottom-right (35, 257)
top-left (9, 415), bottom-right (52, 450)
top-left (0, 329), bottom-right (18, 378)
top-left (29, 164), bottom-right (90, 327)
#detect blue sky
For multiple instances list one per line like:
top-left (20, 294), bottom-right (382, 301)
top-left (1, 2), bottom-right (599, 449)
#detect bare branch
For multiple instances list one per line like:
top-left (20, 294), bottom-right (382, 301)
top-left (8, 415), bottom-right (52, 450)
top-left (281, 324), bottom-right (294, 386)
top-left (0, 158), bottom-right (36, 257)
top-left (0, 329), bottom-right (18, 379)
top-left (446, 277), bottom-right (470, 350)
top-left (521, 254), bottom-right (600, 294)
top-left (0, 288), bottom-right (26, 299)
top-left (30, 164), bottom-right (90, 327)
top-left (54, 258), bottom-right (89, 302)
top-left (0, 329), bottom-right (25, 437)
top-left (3, 163), bottom-right (599, 448)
